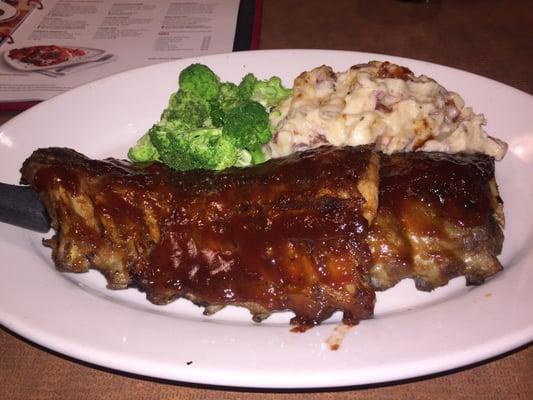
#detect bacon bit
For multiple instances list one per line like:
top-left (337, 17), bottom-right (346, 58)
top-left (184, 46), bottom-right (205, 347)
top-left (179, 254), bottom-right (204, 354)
top-left (375, 89), bottom-right (396, 113)
top-left (376, 135), bottom-right (393, 148)
top-left (377, 61), bottom-right (414, 81)
top-left (445, 98), bottom-right (461, 122)
top-left (309, 132), bottom-right (328, 146)
top-left (412, 119), bottom-right (433, 150)
top-left (375, 100), bottom-right (393, 113)
top-left (412, 139), bottom-right (430, 151)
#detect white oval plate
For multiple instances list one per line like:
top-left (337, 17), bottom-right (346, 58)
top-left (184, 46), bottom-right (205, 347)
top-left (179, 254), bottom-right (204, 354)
top-left (0, 50), bottom-right (532, 389)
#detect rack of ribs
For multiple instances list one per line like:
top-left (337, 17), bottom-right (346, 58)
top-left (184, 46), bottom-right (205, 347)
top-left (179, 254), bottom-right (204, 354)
top-left (368, 151), bottom-right (504, 291)
top-left (20, 145), bottom-right (504, 329)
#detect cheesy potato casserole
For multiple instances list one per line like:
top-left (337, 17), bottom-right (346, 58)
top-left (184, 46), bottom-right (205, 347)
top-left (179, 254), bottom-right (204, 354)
top-left (268, 61), bottom-right (507, 160)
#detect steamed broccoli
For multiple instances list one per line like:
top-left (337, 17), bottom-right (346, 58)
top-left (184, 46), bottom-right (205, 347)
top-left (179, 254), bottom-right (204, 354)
top-left (223, 100), bottom-right (272, 164)
top-left (179, 63), bottom-right (220, 101)
top-left (127, 132), bottom-right (160, 162)
top-left (147, 123), bottom-right (175, 164)
top-left (150, 126), bottom-right (239, 171)
top-left (210, 82), bottom-right (240, 127)
top-left (128, 63), bottom-right (292, 171)
top-left (218, 82), bottom-right (241, 111)
top-left (238, 73), bottom-right (291, 108)
top-left (161, 90), bottom-right (211, 130)
top-left (251, 76), bottom-right (292, 108)
top-left (237, 73), bottom-right (258, 101)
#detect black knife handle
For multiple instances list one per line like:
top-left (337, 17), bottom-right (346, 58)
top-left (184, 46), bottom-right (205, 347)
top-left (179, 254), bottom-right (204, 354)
top-left (0, 183), bottom-right (51, 232)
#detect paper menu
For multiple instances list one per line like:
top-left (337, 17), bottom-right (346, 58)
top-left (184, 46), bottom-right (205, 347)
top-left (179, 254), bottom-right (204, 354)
top-left (0, 0), bottom-right (243, 107)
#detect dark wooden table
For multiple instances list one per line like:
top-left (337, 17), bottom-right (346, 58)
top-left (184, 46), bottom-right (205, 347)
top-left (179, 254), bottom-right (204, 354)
top-left (1, 1), bottom-right (532, 399)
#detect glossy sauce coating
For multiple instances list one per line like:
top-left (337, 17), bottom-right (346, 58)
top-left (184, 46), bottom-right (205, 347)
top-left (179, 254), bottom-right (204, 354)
top-left (22, 146), bottom-right (377, 328)
top-left (21, 146), bottom-right (503, 328)
top-left (368, 151), bottom-right (503, 291)
top-left (379, 151), bottom-right (495, 228)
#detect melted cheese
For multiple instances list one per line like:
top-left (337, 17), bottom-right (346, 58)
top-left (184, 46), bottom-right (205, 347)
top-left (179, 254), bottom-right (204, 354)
top-left (267, 61), bottom-right (507, 160)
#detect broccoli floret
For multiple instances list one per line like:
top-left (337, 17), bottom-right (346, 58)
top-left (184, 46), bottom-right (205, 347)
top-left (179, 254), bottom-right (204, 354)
top-left (238, 73), bottom-right (258, 101)
top-left (223, 100), bottom-right (272, 164)
top-left (179, 63), bottom-right (220, 101)
top-left (161, 90), bottom-right (211, 130)
top-left (251, 76), bottom-right (292, 108)
top-left (234, 149), bottom-right (252, 167)
top-left (218, 82), bottom-right (241, 111)
top-left (160, 65), bottom-right (223, 130)
top-left (170, 128), bottom-right (239, 171)
top-left (210, 82), bottom-right (240, 127)
top-left (209, 102), bottom-right (225, 128)
top-left (238, 73), bottom-right (291, 109)
top-left (127, 132), bottom-right (160, 162)
top-left (147, 123), bottom-right (176, 164)
top-left (150, 125), bottom-right (239, 171)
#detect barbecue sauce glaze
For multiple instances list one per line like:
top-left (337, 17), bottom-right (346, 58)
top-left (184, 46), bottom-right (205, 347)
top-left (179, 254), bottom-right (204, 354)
top-left (22, 145), bottom-right (499, 330)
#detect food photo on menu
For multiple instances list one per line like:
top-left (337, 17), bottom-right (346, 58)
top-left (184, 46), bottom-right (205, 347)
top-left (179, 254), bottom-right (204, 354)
top-left (4, 44), bottom-right (115, 76)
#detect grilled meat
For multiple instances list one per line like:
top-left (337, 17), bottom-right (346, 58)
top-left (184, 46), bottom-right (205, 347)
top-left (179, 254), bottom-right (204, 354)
top-left (368, 151), bottom-right (504, 291)
top-left (21, 145), bottom-right (379, 329)
top-left (20, 145), bottom-right (504, 328)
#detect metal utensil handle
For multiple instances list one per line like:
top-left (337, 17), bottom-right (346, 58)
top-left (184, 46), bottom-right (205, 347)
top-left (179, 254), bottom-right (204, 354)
top-left (55, 53), bottom-right (114, 73)
top-left (0, 183), bottom-right (50, 232)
